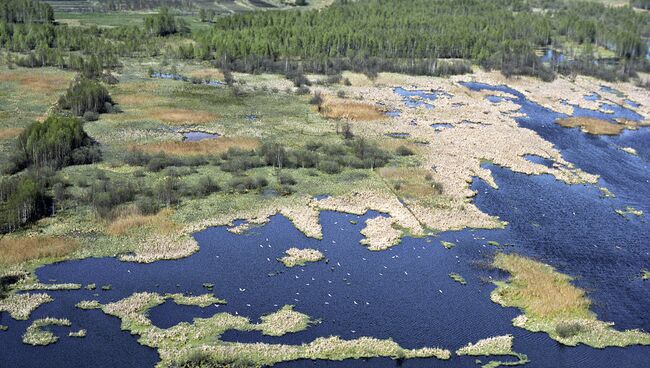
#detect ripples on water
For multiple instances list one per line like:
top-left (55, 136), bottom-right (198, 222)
top-left (1, 82), bottom-right (649, 368)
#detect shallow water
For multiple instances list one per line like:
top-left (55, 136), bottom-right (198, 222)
top-left (182, 131), bottom-right (219, 142)
top-left (2, 82), bottom-right (650, 368)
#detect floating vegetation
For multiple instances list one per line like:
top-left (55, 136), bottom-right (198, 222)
top-left (615, 207), bottom-right (644, 218)
top-left (599, 187), bottom-right (615, 198)
top-left (202, 283), bottom-right (215, 290)
top-left (487, 241), bottom-right (501, 247)
top-left (96, 292), bottom-right (450, 366)
top-left (75, 300), bottom-right (101, 310)
top-left (620, 147), bottom-right (638, 156)
top-left (22, 318), bottom-right (71, 346)
top-left (642, 270), bottom-right (649, 280)
top-left (0, 293), bottom-right (53, 320)
top-left (555, 117), bottom-right (644, 136)
top-left (456, 335), bottom-right (529, 368)
top-left (492, 253), bottom-right (650, 348)
top-left (16, 282), bottom-right (82, 291)
top-left (69, 329), bottom-right (87, 338)
top-left (165, 293), bottom-right (226, 307)
top-left (0, 325), bottom-right (7, 331)
top-left (449, 273), bottom-right (467, 285)
top-left (256, 305), bottom-right (314, 336)
top-left (85, 283), bottom-right (96, 290)
top-left (441, 241), bottom-right (456, 249)
top-left (101, 284), bottom-right (112, 290)
top-left (278, 248), bottom-right (324, 268)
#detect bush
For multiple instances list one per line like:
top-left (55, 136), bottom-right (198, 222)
top-left (555, 321), bottom-right (585, 339)
top-left (278, 172), bottom-right (297, 185)
top-left (319, 160), bottom-right (341, 174)
top-left (83, 111), bottom-right (99, 122)
top-left (196, 176), bottom-right (220, 196)
top-left (395, 145), bottom-right (414, 156)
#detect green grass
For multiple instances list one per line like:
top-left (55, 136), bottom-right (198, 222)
top-left (96, 291), bottom-right (451, 367)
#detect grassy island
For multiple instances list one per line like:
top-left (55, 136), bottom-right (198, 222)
top-left (492, 253), bottom-right (650, 348)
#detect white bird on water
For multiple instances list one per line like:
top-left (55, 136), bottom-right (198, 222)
top-left (239, 288), bottom-right (246, 292)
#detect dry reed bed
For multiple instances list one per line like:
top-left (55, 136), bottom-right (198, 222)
top-left (0, 127), bottom-right (23, 139)
top-left (22, 317), bottom-right (71, 346)
top-left (492, 253), bottom-right (650, 348)
top-left (556, 117), bottom-right (631, 135)
top-left (456, 335), bottom-right (514, 356)
top-left (359, 216), bottom-right (402, 251)
top-left (0, 293), bottom-right (53, 320)
top-left (165, 293), bottom-right (226, 307)
top-left (133, 136), bottom-right (259, 156)
top-left (278, 248), bottom-right (325, 268)
top-left (0, 236), bottom-right (79, 267)
top-left (96, 291), bottom-right (450, 366)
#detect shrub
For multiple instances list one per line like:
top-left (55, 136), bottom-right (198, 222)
top-left (555, 321), bottom-right (585, 338)
top-left (278, 172), bottom-right (297, 185)
top-left (395, 145), bottom-right (414, 156)
top-left (196, 176), bottom-right (220, 196)
top-left (319, 160), bottom-right (341, 174)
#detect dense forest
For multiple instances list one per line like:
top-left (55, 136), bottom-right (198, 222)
top-left (195, 0), bottom-right (649, 79)
top-left (1, 0), bottom-right (649, 81)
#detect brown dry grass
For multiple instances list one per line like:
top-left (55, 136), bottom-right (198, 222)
top-left (145, 108), bottom-right (219, 125)
top-left (0, 71), bottom-right (70, 93)
top-left (188, 68), bottom-right (224, 80)
top-left (134, 136), bottom-right (260, 156)
top-left (493, 253), bottom-right (591, 319)
top-left (0, 128), bottom-right (23, 139)
top-left (320, 99), bottom-right (387, 121)
top-left (0, 236), bottom-right (79, 266)
top-left (379, 167), bottom-right (440, 198)
top-left (106, 208), bottom-right (177, 236)
top-left (556, 117), bottom-right (625, 135)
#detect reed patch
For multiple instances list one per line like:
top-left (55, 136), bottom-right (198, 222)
top-left (492, 253), bottom-right (650, 347)
top-left (145, 107), bottom-right (219, 125)
top-left (133, 136), bottom-right (260, 156)
top-left (278, 248), bottom-right (324, 268)
top-left (320, 99), bottom-right (387, 121)
top-left (0, 236), bottom-right (79, 267)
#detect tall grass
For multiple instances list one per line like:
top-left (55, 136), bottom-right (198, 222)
top-left (0, 236), bottom-right (79, 266)
top-left (134, 136), bottom-right (260, 156)
top-left (320, 100), bottom-right (386, 121)
top-left (493, 253), bottom-right (591, 319)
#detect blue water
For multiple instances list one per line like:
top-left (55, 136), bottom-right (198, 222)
top-left (182, 131), bottom-right (219, 142)
top-left (151, 72), bottom-right (224, 87)
top-left (394, 87), bottom-right (448, 109)
top-left (2, 82), bottom-right (650, 368)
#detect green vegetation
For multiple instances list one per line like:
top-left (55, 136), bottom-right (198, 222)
top-left (492, 253), bottom-right (650, 347)
top-left (165, 293), bottom-right (226, 307)
top-left (58, 77), bottom-right (115, 117)
top-left (642, 270), bottom-right (650, 280)
top-left (448, 273), bottom-right (467, 285)
top-left (22, 317), bottom-right (71, 346)
top-left (97, 292), bottom-right (451, 367)
top-left (456, 335), bottom-right (529, 368)
top-left (441, 241), bottom-right (456, 249)
top-left (198, 0), bottom-right (649, 80)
